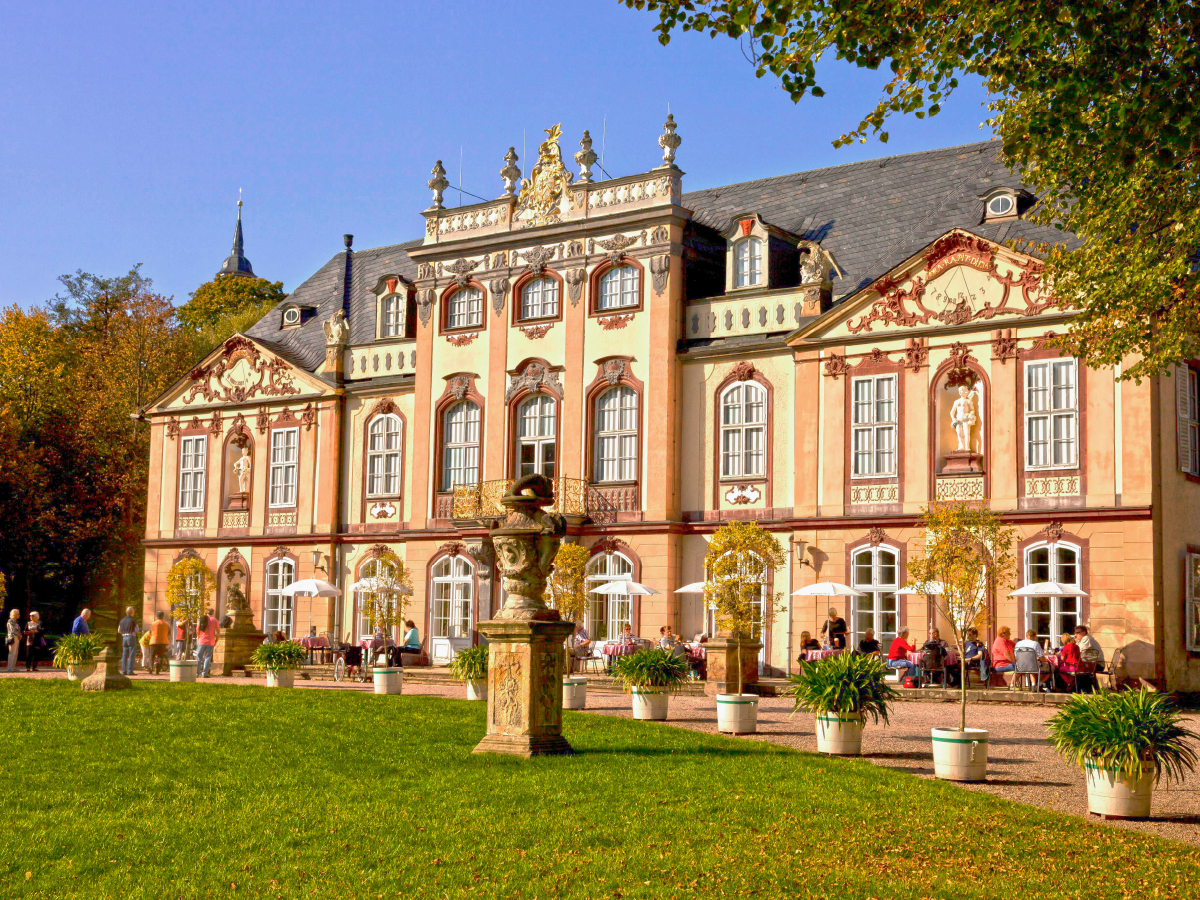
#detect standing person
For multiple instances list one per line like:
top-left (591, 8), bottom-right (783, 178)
top-left (820, 608), bottom-right (848, 650)
top-left (149, 611), bottom-right (170, 674)
top-left (6, 609), bottom-right (22, 673)
top-left (174, 619), bottom-right (187, 659)
top-left (117, 607), bottom-right (140, 676)
top-left (71, 608), bottom-right (92, 635)
top-left (196, 609), bottom-right (219, 678)
top-left (24, 611), bottom-right (44, 672)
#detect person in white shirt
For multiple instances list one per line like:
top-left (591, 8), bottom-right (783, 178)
top-left (1074, 626), bottom-right (1104, 667)
top-left (1014, 629), bottom-right (1045, 657)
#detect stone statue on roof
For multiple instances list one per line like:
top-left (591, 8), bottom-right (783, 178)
top-left (323, 310), bottom-right (350, 346)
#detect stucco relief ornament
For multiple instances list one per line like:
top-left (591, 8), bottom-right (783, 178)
top-left (505, 360), bottom-right (562, 402)
top-left (490, 474), bottom-right (567, 620)
top-left (184, 336), bottom-right (300, 405)
top-left (490, 278), bottom-right (509, 316)
top-left (732, 360), bottom-right (757, 382)
top-left (603, 359), bottom-right (628, 385)
top-left (446, 258), bottom-right (480, 288)
top-left (596, 233), bottom-right (638, 265)
top-left (724, 484), bottom-right (761, 505)
top-left (449, 376), bottom-right (470, 401)
top-left (564, 269), bottom-right (586, 306)
top-left (657, 113), bottom-right (681, 167)
top-left (520, 245), bottom-right (555, 276)
top-left (499, 147), bottom-right (521, 198)
top-left (514, 124), bottom-right (573, 228)
top-left (427, 160), bottom-right (449, 210)
top-left (650, 255), bottom-right (670, 296)
top-left (868, 527), bottom-right (888, 546)
top-left (417, 290), bottom-right (434, 327)
top-left (574, 130), bottom-right (597, 184)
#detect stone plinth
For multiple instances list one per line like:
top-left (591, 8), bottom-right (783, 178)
top-left (941, 450), bottom-right (983, 475)
top-left (703, 635), bottom-right (762, 697)
top-left (474, 618), bottom-right (575, 756)
top-left (81, 645), bottom-right (131, 692)
top-left (214, 606), bottom-right (265, 676)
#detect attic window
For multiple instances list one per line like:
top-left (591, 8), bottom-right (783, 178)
top-left (986, 193), bottom-right (1016, 219)
top-left (282, 306), bottom-right (301, 327)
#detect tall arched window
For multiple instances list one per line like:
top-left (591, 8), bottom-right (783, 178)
top-left (265, 557), bottom-right (295, 637)
top-left (1025, 542), bottom-right (1080, 646)
top-left (598, 266), bottom-right (639, 310)
top-left (520, 277), bottom-right (559, 320)
top-left (431, 554), bottom-right (474, 639)
top-left (594, 386), bottom-right (638, 482)
top-left (734, 238), bottom-right (763, 287)
top-left (517, 394), bottom-right (557, 478)
top-left (366, 415), bottom-right (402, 497)
top-left (585, 551), bottom-right (634, 640)
top-left (442, 401), bottom-right (480, 490)
top-left (357, 556), bottom-right (399, 640)
top-left (720, 381), bottom-right (766, 478)
top-left (447, 286), bottom-right (483, 329)
top-left (850, 545), bottom-right (899, 648)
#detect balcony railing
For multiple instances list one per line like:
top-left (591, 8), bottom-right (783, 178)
top-left (449, 478), bottom-right (639, 521)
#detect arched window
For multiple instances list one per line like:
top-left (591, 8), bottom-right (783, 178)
top-left (1025, 542), bottom-right (1080, 646)
top-left (446, 286), bottom-right (483, 329)
top-left (367, 415), bottom-right (402, 497)
top-left (265, 558), bottom-right (295, 637)
top-left (594, 386), bottom-right (638, 482)
top-left (734, 238), bottom-right (763, 287)
top-left (431, 554), bottom-right (473, 639)
top-left (380, 294), bottom-right (403, 337)
top-left (441, 401), bottom-right (480, 490)
top-left (598, 266), bottom-right (639, 311)
top-left (517, 394), bottom-right (557, 478)
top-left (520, 277), bottom-right (559, 320)
top-left (356, 556), bottom-right (399, 640)
top-left (720, 381), bottom-right (766, 478)
top-left (850, 546), bottom-right (899, 649)
top-left (585, 551), bottom-right (634, 641)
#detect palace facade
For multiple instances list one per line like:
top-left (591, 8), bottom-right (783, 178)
top-left (139, 124), bottom-right (1200, 689)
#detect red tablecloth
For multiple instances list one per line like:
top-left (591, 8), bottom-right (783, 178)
top-left (603, 642), bottom-right (638, 658)
top-left (687, 645), bottom-right (707, 662)
top-left (801, 648), bottom-right (844, 662)
top-left (299, 636), bottom-right (329, 649)
top-left (906, 649), bottom-right (959, 666)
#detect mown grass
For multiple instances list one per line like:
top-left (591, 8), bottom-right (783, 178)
top-left (1, 680), bottom-right (1198, 900)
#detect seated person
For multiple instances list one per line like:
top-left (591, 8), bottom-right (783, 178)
top-left (887, 628), bottom-right (918, 683)
top-left (797, 631), bottom-right (821, 660)
top-left (657, 625), bottom-right (676, 650)
top-left (920, 628), bottom-right (955, 686)
top-left (1074, 625), bottom-right (1105, 671)
top-left (1054, 633), bottom-right (1082, 690)
top-left (308, 626), bottom-right (318, 637)
top-left (570, 623), bottom-right (593, 672)
top-left (857, 628), bottom-right (881, 658)
top-left (620, 623), bottom-right (635, 644)
top-left (1014, 629), bottom-right (1048, 689)
top-left (400, 619), bottom-right (421, 652)
top-left (820, 608), bottom-right (848, 650)
top-left (961, 627), bottom-right (989, 682)
top-left (990, 626), bottom-right (1016, 679)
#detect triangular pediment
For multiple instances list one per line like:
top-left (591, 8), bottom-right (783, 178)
top-left (146, 334), bottom-right (331, 413)
top-left (787, 229), bottom-right (1065, 346)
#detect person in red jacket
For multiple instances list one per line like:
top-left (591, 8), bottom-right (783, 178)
top-left (991, 626), bottom-right (1016, 682)
top-left (887, 628), bottom-right (917, 684)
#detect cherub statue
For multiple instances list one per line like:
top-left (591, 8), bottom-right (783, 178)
top-left (950, 384), bottom-right (981, 452)
top-left (323, 310), bottom-right (350, 346)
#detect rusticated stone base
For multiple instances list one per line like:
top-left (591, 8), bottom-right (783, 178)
top-left (81, 646), bottom-right (131, 692)
top-left (703, 635), bottom-right (762, 697)
top-left (473, 616), bottom-right (575, 757)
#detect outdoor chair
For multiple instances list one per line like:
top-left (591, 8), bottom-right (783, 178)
top-left (918, 646), bottom-right (948, 688)
top-left (578, 643), bottom-right (605, 675)
top-left (961, 651), bottom-right (989, 690)
top-left (1013, 648), bottom-right (1042, 691)
top-left (1071, 659), bottom-right (1099, 693)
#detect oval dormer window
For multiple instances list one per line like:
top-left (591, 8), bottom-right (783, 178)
top-left (282, 307), bottom-right (301, 326)
top-left (987, 194), bottom-right (1015, 218)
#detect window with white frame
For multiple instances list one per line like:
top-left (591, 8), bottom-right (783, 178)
top-left (720, 381), bottom-right (766, 478)
top-left (850, 545), bottom-right (899, 649)
top-left (851, 375), bottom-right (897, 477)
top-left (178, 436), bottom-right (207, 511)
top-left (380, 294), bottom-right (403, 337)
top-left (1178, 365), bottom-right (1199, 477)
top-left (595, 386), bottom-right (638, 482)
top-left (441, 401), bottom-right (480, 490)
top-left (367, 415), bottom-right (402, 497)
top-left (517, 394), bottom-right (557, 478)
top-left (1187, 551), bottom-right (1200, 652)
top-left (447, 286), bottom-right (483, 329)
top-left (265, 558), bottom-right (294, 637)
top-left (1025, 542), bottom-right (1081, 646)
top-left (585, 551), bottom-right (634, 641)
top-left (520, 277), bottom-right (559, 320)
top-left (356, 556), bottom-right (398, 641)
top-left (598, 266), bottom-right (639, 311)
top-left (431, 554), bottom-right (473, 639)
top-left (734, 238), bottom-right (763, 287)
top-left (1025, 359), bottom-right (1078, 468)
top-left (269, 428), bottom-right (298, 507)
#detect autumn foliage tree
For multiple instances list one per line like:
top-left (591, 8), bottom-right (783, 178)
top-left (546, 542), bottom-right (590, 626)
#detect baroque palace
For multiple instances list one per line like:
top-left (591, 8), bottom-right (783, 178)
top-left (139, 120), bottom-right (1200, 689)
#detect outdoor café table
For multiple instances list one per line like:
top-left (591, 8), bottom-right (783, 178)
top-left (602, 641), bottom-right (639, 673)
top-left (800, 648), bottom-right (843, 662)
top-left (686, 644), bottom-right (707, 662)
top-left (906, 649), bottom-right (959, 666)
top-left (360, 637), bottom-right (394, 667)
top-left (299, 634), bottom-right (329, 664)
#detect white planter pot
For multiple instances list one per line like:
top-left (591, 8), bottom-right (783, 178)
top-left (630, 686), bottom-right (669, 721)
top-left (169, 660), bottom-right (197, 683)
top-left (931, 727), bottom-right (989, 781)
top-left (815, 714), bottom-right (865, 755)
top-left (1085, 765), bottom-right (1155, 819)
top-left (716, 693), bottom-right (759, 734)
top-left (266, 669), bottom-right (295, 689)
top-left (372, 667), bottom-right (402, 695)
top-left (562, 676), bottom-right (588, 710)
top-left (66, 662), bottom-right (97, 682)
top-left (466, 679), bottom-right (487, 702)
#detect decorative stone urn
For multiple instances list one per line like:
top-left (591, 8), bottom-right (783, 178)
top-left (214, 583), bottom-right (266, 676)
top-left (473, 474), bottom-right (574, 757)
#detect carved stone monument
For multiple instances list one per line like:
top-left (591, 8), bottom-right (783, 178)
top-left (473, 474), bottom-right (573, 757)
top-left (214, 580), bottom-right (265, 676)
top-left (81, 643), bottom-right (132, 692)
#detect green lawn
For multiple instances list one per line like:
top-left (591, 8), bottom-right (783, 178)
top-left (2, 681), bottom-right (1198, 900)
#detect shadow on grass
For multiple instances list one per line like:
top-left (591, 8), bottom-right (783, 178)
top-left (572, 746), bottom-right (772, 758)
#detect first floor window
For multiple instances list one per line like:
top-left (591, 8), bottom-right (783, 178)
top-left (517, 393), bottom-right (557, 478)
top-left (594, 386), bottom-right (638, 482)
top-left (367, 415), bottom-right (402, 497)
top-left (447, 286), bottom-right (483, 329)
top-left (598, 266), bottom-right (639, 310)
top-left (1187, 552), bottom-right (1200, 652)
top-left (520, 277), bottom-right (559, 319)
top-left (380, 294), bottom-right (403, 337)
top-left (851, 375), bottom-right (897, 476)
top-left (269, 428), bottom-right (298, 507)
top-left (442, 401), bottom-right (480, 490)
top-left (1026, 359), bottom-right (1078, 468)
top-left (431, 555), bottom-right (473, 639)
top-left (1025, 542), bottom-right (1081, 646)
top-left (179, 435), bottom-right (207, 512)
top-left (850, 546), bottom-right (899, 649)
top-left (734, 237), bottom-right (762, 287)
top-left (586, 552), bottom-right (634, 641)
top-left (1179, 365), bottom-right (1199, 477)
top-left (265, 558), bottom-right (294, 637)
top-left (720, 381), bottom-right (766, 478)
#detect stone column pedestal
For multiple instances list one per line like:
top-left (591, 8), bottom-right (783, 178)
top-left (941, 450), bottom-right (983, 475)
top-left (81, 645), bottom-right (132, 692)
top-left (474, 617), bottom-right (575, 757)
top-left (703, 635), bottom-right (762, 697)
top-left (214, 607), bottom-right (264, 676)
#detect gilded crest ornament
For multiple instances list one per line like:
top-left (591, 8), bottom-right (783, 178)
top-left (514, 124), bottom-right (574, 228)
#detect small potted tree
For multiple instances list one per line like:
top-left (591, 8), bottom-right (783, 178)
top-left (1048, 688), bottom-right (1198, 819)
top-left (361, 549), bottom-right (411, 695)
top-left (164, 555), bottom-right (217, 683)
top-left (704, 521), bottom-right (784, 734)
top-left (610, 647), bottom-right (690, 720)
top-left (786, 652), bottom-right (898, 755)
top-left (449, 644), bottom-right (490, 701)
top-left (907, 502), bottom-right (1015, 781)
top-left (251, 640), bottom-right (308, 688)
top-left (53, 634), bottom-right (104, 681)
top-left (546, 542), bottom-right (590, 709)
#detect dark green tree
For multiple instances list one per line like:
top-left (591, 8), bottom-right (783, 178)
top-left (177, 274), bottom-right (285, 332)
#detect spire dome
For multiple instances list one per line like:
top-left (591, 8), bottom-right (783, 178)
top-left (218, 199), bottom-right (255, 278)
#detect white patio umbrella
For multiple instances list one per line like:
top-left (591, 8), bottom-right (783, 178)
top-left (346, 577), bottom-right (414, 595)
top-left (674, 581), bottom-right (709, 594)
top-left (896, 582), bottom-right (945, 596)
top-left (590, 579), bottom-right (659, 596)
top-left (1008, 582), bottom-right (1089, 598)
top-left (791, 581), bottom-right (866, 598)
top-left (281, 579), bottom-right (342, 597)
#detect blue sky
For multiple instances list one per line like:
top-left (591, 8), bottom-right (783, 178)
top-left (0, 0), bottom-right (993, 307)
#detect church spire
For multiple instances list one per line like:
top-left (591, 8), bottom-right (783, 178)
top-left (218, 197), bottom-right (255, 278)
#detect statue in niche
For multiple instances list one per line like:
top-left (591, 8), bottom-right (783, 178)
top-left (233, 446), bottom-right (252, 493)
top-left (951, 384), bottom-right (980, 452)
top-left (940, 374), bottom-right (984, 474)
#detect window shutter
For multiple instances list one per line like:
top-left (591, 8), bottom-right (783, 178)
top-left (1177, 364), bottom-right (1192, 473)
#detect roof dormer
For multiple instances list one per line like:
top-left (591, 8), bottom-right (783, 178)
top-left (981, 187), bottom-right (1035, 222)
top-left (280, 303), bottom-right (316, 329)
top-left (370, 274), bottom-right (415, 340)
top-left (724, 214), bottom-right (804, 293)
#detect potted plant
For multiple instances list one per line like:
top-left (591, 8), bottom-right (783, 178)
top-left (704, 521), bottom-right (785, 734)
top-left (53, 633), bottom-right (103, 681)
top-left (610, 647), bottom-right (690, 721)
top-left (546, 542), bottom-right (590, 710)
top-left (1047, 688), bottom-right (1198, 819)
top-left (786, 652), bottom-right (898, 755)
top-left (164, 554), bottom-right (217, 682)
top-left (360, 549), bottom-right (412, 695)
top-left (251, 640), bottom-right (307, 688)
top-left (449, 644), bottom-right (490, 701)
top-left (906, 502), bottom-right (1015, 781)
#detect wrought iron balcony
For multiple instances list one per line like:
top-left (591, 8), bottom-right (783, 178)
top-left (449, 478), bottom-right (640, 521)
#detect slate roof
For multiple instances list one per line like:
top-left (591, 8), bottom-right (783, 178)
top-left (247, 140), bottom-right (1073, 372)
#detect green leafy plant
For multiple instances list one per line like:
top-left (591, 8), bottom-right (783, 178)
top-left (251, 640), bottom-right (308, 673)
top-left (610, 648), bottom-right (690, 693)
top-left (1046, 688), bottom-right (1199, 785)
top-left (448, 645), bottom-right (489, 682)
top-left (52, 633), bottom-right (103, 668)
top-left (785, 653), bottom-right (898, 724)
